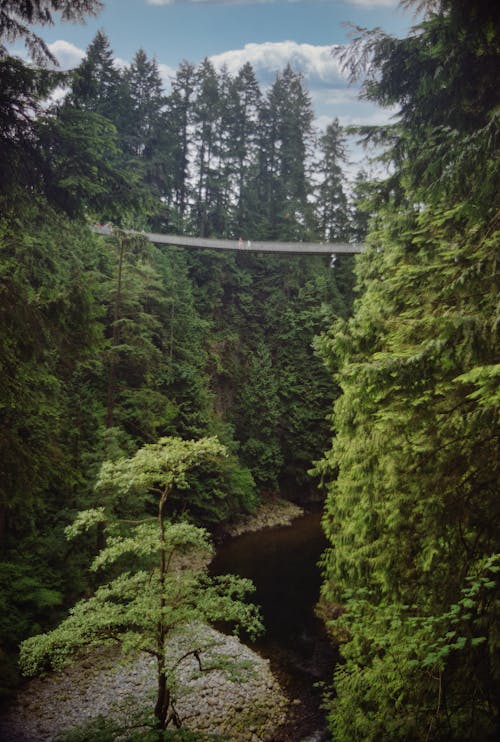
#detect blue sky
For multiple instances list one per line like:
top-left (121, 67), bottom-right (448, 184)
top-left (19, 0), bottom-right (417, 176)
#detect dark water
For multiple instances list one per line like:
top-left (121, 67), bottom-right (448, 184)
top-left (210, 509), bottom-right (336, 741)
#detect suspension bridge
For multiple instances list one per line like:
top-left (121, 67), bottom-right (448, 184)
top-left (93, 225), bottom-right (364, 255)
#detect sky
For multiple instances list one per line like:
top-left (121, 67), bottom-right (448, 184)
top-left (16, 0), bottom-right (418, 176)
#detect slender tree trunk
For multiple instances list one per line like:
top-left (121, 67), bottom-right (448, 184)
top-left (155, 487), bottom-right (170, 728)
top-left (154, 665), bottom-right (170, 729)
top-left (105, 234), bottom-right (125, 429)
top-left (169, 300), bottom-right (175, 369)
top-left (0, 504), bottom-right (6, 548)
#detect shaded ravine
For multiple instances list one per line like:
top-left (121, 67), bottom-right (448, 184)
top-left (210, 507), bottom-right (337, 741)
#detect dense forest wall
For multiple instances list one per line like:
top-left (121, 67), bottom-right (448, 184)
top-left (317, 1), bottom-right (500, 739)
top-left (0, 15), bottom-right (360, 695)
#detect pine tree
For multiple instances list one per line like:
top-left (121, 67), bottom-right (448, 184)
top-left (315, 119), bottom-right (350, 241)
top-left (166, 61), bottom-right (196, 228)
top-left (191, 59), bottom-right (221, 237)
top-left (68, 31), bottom-right (125, 126)
top-left (225, 62), bottom-right (261, 237)
top-left (122, 49), bottom-right (165, 159)
top-left (257, 65), bottom-right (314, 240)
top-left (0, 0), bottom-right (102, 64)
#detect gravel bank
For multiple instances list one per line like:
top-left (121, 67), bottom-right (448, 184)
top-left (0, 625), bottom-right (289, 741)
top-left (224, 498), bottom-right (304, 538)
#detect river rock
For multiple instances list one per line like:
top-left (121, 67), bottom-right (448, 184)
top-left (225, 498), bottom-right (304, 537)
top-left (0, 625), bottom-right (289, 741)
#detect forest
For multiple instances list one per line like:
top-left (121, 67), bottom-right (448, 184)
top-left (0, 0), bottom-right (499, 740)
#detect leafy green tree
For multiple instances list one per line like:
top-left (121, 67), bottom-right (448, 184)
top-left (19, 437), bottom-right (263, 731)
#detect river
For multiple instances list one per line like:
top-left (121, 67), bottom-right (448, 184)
top-left (210, 508), bottom-right (337, 741)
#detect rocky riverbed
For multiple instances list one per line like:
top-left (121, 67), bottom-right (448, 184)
top-left (0, 624), bottom-right (289, 741)
top-left (0, 500), bottom-right (310, 741)
top-left (224, 498), bottom-right (304, 538)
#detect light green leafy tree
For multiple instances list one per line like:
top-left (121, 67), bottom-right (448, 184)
top-left (19, 436), bottom-right (263, 731)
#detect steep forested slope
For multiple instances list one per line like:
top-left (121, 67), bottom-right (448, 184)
top-left (318, 1), bottom-right (500, 738)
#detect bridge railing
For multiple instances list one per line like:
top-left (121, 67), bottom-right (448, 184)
top-left (92, 225), bottom-right (364, 255)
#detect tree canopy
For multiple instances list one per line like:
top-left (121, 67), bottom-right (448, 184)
top-left (317, 1), bottom-right (500, 738)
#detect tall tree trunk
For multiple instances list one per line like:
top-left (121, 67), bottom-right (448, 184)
top-left (154, 665), bottom-right (170, 729)
top-left (105, 234), bottom-right (125, 429)
top-left (155, 487), bottom-right (170, 728)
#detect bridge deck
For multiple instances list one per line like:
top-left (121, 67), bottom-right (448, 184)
top-left (94, 226), bottom-right (363, 255)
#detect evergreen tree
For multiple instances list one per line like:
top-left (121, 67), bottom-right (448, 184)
top-left (0, 1), bottom-right (102, 64)
top-left (225, 62), bottom-right (261, 237)
top-left (121, 49), bottom-right (165, 160)
top-left (315, 119), bottom-right (350, 241)
top-left (191, 59), bottom-right (222, 237)
top-left (166, 60), bottom-right (196, 228)
top-left (348, 168), bottom-right (373, 242)
top-left (68, 31), bottom-right (125, 126)
top-left (318, 1), bottom-right (500, 738)
top-left (37, 107), bottom-right (138, 218)
top-left (257, 65), bottom-right (314, 240)
top-left (234, 341), bottom-right (284, 491)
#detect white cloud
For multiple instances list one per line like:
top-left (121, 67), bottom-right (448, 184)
top-left (47, 40), bottom-right (85, 69)
top-left (209, 41), bottom-right (345, 84)
top-left (158, 62), bottom-right (176, 90)
top-left (207, 41), bottom-right (398, 135)
top-left (336, 104), bottom-right (399, 127)
top-left (311, 86), bottom-right (358, 107)
top-left (313, 86), bottom-right (398, 126)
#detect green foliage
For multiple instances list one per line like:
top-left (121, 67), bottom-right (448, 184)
top-left (0, 561), bottom-right (63, 698)
top-left (0, 5), bottom-right (356, 705)
top-left (0, 199), bottom-right (105, 538)
top-left (19, 539), bottom-right (261, 675)
top-left (319, 200), bottom-right (500, 737)
top-left (319, 2), bottom-right (500, 738)
top-left (0, 1), bottom-right (103, 64)
top-left (91, 435), bottom-right (255, 525)
top-left (38, 108), bottom-right (141, 218)
top-left (327, 555), bottom-right (500, 741)
top-left (20, 436), bottom-right (263, 731)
